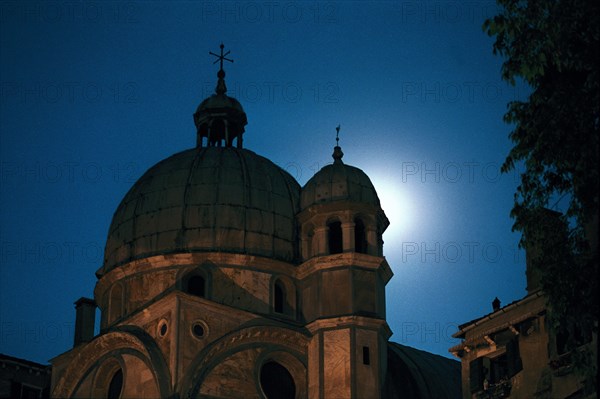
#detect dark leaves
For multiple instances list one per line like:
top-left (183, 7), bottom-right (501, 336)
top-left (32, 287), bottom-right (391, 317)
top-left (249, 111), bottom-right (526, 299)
top-left (485, 0), bottom-right (599, 376)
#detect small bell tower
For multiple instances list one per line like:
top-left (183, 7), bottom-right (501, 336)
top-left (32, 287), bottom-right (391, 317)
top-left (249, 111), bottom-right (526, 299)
top-left (298, 127), bottom-right (393, 398)
top-left (193, 44), bottom-right (248, 148)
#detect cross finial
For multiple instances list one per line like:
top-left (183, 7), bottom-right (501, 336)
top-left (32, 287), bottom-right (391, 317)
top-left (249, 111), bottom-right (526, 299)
top-left (332, 124), bottom-right (344, 163)
top-left (209, 43), bottom-right (234, 71)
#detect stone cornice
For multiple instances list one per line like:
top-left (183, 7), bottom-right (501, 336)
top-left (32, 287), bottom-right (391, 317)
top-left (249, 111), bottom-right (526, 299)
top-left (184, 324), bottom-right (310, 397)
top-left (306, 315), bottom-right (392, 339)
top-left (452, 290), bottom-right (546, 340)
top-left (296, 202), bottom-right (384, 225)
top-left (296, 252), bottom-right (393, 282)
top-left (95, 252), bottom-right (297, 301)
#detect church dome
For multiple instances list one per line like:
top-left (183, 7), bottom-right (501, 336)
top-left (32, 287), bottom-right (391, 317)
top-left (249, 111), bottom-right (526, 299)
top-left (300, 146), bottom-right (382, 211)
top-left (102, 147), bottom-right (301, 271)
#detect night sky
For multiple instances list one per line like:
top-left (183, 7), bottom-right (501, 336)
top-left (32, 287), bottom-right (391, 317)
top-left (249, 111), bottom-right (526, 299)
top-left (1, 1), bottom-right (530, 364)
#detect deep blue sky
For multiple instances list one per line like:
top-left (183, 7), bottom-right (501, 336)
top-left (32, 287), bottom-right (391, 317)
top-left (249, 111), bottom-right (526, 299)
top-left (1, 1), bottom-right (530, 364)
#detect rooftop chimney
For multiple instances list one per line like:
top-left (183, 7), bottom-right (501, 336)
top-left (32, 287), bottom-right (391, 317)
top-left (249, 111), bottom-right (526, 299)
top-left (492, 297), bottom-right (501, 312)
top-left (73, 297), bottom-right (96, 347)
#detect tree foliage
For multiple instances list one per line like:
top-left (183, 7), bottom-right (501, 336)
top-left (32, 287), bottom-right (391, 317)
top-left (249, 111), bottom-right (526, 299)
top-left (484, 0), bottom-right (599, 379)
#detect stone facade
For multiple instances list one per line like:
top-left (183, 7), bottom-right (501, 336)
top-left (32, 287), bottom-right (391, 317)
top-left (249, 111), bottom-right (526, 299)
top-left (0, 353), bottom-right (51, 399)
top-left (451, 292), bottom-right (596, 399)
top-left (450, 210), bottom-right (597, 399)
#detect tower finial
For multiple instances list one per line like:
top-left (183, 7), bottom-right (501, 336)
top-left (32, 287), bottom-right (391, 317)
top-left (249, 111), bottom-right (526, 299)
top-left (209, 43), bottom-right (234, 95)
top-left (332, 124), bottom-right (344, 163)
top-left (209, 43), bottom-right (233, 72)
top-left (195, 44), bottom-right (247, 148)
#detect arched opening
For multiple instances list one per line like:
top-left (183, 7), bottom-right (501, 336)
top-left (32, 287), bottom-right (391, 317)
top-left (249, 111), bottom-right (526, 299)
top-left (274, 280), bottom-right (285, 314)
top-left (260, 361), bottom-right (296, 399)
top-left (187, 275), bottom-right (206, 298)
top-left (107, 368), bottom-right (123, 399)
top-left (354, 218), bottom-right (367, 254)
top-left (327, 221), bottom-right (343, 254)
top-left (209, 119), bottom-right (226, 147)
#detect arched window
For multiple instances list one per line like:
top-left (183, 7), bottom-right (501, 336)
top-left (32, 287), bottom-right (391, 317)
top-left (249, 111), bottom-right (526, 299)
top-left (208, 118), bottom-right (226, 147)
top-left (260, 361), bottom-right (296, 399)
top-left (187, 275), bottom-right (206, 298)
top-left (327, 221), bottom-right (343, 254)
top-left (354, 218), bottom-right (367, 254)
top-left (274, 281), bottom-right (285, 314)
top-left (107, 368), bottom-right (123, 399)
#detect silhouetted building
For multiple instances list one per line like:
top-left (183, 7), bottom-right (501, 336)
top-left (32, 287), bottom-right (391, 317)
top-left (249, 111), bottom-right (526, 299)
top-left (0, 353), bottom-right (51, 399)
top-left (49, 46), bottom-right (461, 398)
top-left (450, 210), bottom-right (597, 399)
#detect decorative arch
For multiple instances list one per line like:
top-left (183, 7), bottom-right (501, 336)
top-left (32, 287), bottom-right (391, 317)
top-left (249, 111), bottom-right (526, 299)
top-left (52, 327), bottom-right (172, 399)
top-left (181, 325), bottom-right (309, 398)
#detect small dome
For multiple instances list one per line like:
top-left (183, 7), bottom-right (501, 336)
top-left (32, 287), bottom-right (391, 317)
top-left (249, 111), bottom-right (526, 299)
top-left (300, 153), bottom-right (382, 211)
top-left (196, 93), bottom-right (245, 114)
top-left (193, 60), bottom-right (248, 149)
top-left (102, 147), bottom-right (300, 272)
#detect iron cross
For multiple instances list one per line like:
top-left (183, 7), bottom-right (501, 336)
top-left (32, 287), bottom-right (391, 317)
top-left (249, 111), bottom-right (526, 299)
top-left (209, 43), bottom-right (233, 70)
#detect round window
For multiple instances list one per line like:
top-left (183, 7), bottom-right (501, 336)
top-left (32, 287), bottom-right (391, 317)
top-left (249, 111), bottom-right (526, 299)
top-left (193, 324), bottom-right (204, 337)
top-left (191, 321), bottom-right (208, 339)
top-left (158, 319), bottom-right (168, 337)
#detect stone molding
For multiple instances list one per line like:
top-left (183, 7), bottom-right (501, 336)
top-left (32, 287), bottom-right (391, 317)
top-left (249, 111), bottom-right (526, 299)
top-left (182, 325), bottom-right (309, 397)
top-left (95, 252), bottom-right (297, 303)
top-left (306, 315), bottom-right (392, 338)
top-left (52, 327), bottom-right (171, 398)
top-left (296, 252), bottom-right (392, 282)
